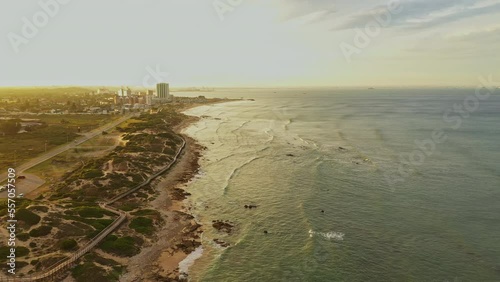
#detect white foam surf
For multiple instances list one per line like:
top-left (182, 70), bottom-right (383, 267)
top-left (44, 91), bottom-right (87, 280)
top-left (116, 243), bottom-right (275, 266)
top-left (178, 246), bottom-right (204, 278)
top-left (309, 230), bottom-right (345, 241)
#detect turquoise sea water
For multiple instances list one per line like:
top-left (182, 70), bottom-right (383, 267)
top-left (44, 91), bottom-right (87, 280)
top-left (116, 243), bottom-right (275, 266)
top-left (180, 88), bottom-right (500, 282)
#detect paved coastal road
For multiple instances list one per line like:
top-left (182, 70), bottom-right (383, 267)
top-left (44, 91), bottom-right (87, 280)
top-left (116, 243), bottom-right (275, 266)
top-left (0, 113), bottom-right (137, 187)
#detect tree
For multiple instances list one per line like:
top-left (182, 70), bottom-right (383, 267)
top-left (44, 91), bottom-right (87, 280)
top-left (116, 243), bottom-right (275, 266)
top-left (70, 102), bottom-right (77, 112)
top-left (0, 120), bottom-right (21, 135)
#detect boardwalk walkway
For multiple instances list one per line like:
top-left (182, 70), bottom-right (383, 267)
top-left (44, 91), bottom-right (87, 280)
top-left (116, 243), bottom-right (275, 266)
top-left (0, 137), bottom-right (186, 282)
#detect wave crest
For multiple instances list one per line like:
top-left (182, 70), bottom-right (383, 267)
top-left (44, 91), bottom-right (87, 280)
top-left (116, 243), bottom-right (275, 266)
top-left (309, 230), bottom-right (345, 241)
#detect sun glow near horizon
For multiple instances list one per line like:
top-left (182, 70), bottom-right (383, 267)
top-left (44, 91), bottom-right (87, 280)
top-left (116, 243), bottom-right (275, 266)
top-left (0, 0), bottom-right (499, 87)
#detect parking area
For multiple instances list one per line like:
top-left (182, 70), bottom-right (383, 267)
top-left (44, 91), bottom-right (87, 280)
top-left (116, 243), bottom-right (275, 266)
top-left (0, 173), bottom-right (45, 199)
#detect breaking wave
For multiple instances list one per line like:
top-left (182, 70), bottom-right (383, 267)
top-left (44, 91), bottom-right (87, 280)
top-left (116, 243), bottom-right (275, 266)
top-left (308, 230), bottom-right (345, 241)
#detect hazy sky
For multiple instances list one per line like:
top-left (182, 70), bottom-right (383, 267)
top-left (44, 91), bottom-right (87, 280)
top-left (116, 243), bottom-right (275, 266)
top-left (1, 0), bottom-right (499, 87)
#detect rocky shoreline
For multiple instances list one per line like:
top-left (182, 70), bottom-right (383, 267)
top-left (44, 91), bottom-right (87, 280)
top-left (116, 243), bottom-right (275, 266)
top-left (118, 137), bottom-right (203, 281)
top-left (116, 100), bottom-right (242, 281)
top-left (120, 102), bottom-right (230, 281)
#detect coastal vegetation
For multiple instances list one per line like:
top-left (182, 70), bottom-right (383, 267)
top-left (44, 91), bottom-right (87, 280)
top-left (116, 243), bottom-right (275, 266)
top-left (59, 239), bottom-right (78, 251)
top-left (129, 216), bottom-right (155, 235)
top-left (29, 225), bottom-right (53, 237)
top-left (0, 105), bottom-right (188, 279)
top-left (98, 235), bottom-right (140, 257)
top-left (16, 208), bottom-right (41, 227)
top-left (71, 252), bottom-right (124, 282)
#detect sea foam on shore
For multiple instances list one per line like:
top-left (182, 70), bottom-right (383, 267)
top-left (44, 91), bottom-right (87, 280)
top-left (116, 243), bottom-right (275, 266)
top-left (179, 246), bottom-right (204, 278)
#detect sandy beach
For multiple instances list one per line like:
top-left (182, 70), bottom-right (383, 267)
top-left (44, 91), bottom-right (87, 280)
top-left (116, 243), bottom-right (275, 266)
top-left (119, 136), bottom-right (203, 281)
top-left (117, 104), bottom-right (212, 281)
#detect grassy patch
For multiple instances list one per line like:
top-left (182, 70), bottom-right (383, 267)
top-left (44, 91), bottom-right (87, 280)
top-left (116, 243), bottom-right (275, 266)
top-left (28, 205), bottom-right (49, 213)
top-left (59, 239), bottom-right (78, 251)
top-left (0, 200), bottom-right (7, 217)
top-left (129, 217), bottom-right (154, 235)
top-left (0, 246), bottom-right (29, 262)
top-left (98, 235), bottom-right (139, 257)
top-left (16, 208), bottom-right (41, 227)
top-left (81, 169), bottom-right (104, 179)
top-left (76, 206), bottom-right (106, 218)
top-left (62, 215), bottom-right (114, 237)
top-left (117, 202), bottom-right (140, 212)
top-left (29, 225), bottom-right (52, 237)
top-left (84, 253), bottom-right (118, 266)
top-left (54, 222), bottom-right (90, 238)
top-left (130, 209), bottom-right (160, 217)
top-left (17, 233), bottom-right (30, 242)
top-left (72, 262), bottom-right (111, 282)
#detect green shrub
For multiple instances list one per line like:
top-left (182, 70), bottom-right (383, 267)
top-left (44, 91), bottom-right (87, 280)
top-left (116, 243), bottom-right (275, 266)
top-left (64, 210), bottom-right (76, 215)
top-left (29, 205), bottom-right (49, 213)
top-left (118, 203), bottom-right (140, 212)
top-left (82, 169), bottom-right (104, 179)
top-left (131, 174), bottom-right (144, 184)
top-left (129, 217), bottom-right (154, 235)
top-left (72, 262), bottom-right (111, 282)
top-left (76, 207), bottom-right (105, 218)
top-left (98, 236), bottom-right (138, 257)
top-left (131, 209), bottom-right (160, 217)
top-left (60, 239), bottom-right (78, 251)
top-left (0, 246), bottom-right (29, 262)
top-left (17, 233), bottom-right (30, 241)
top-left (16, 261), bottom-right (29, 269)
top-left (17, 247), bottom-right (29, 257)
top-left (0, 202), bottom-right (7, 217)
top-left (29, 225), bottom-right (52, 237)
top-left (17, 209), bottom-right (41, 227)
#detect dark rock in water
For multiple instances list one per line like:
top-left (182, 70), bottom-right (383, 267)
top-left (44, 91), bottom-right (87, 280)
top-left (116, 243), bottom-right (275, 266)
top-left (321, 210), bottom-right (325, 213)
top-left (213, 239), bottom-right (230, 247)
top-left (286, 154), bottom-right (295, 157)
top-left (244, 205), bottom-right (249, 208)
top-left (339, 147), bottom-right (347, 151)
top-left (264, 230), bottom-right (268, 234)
top-left (176, 239), bottom-right (201, 254)
top-left (245, 204), bottom-right (258, 209)
top-left (212, 220), bottom-right (234, 234)
top-left (171, 188), bottom-right (191, 201)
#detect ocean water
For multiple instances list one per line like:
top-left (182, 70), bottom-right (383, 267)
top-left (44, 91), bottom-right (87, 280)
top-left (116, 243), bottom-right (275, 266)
top-left (180, 88), bottom-right (500, 282)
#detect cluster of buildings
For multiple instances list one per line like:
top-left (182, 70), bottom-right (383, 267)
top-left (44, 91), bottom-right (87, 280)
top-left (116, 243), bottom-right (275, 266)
top-left (109, 83), bottom-right (171, 110)
top-left (1, 83), bottom-right (213, 116)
